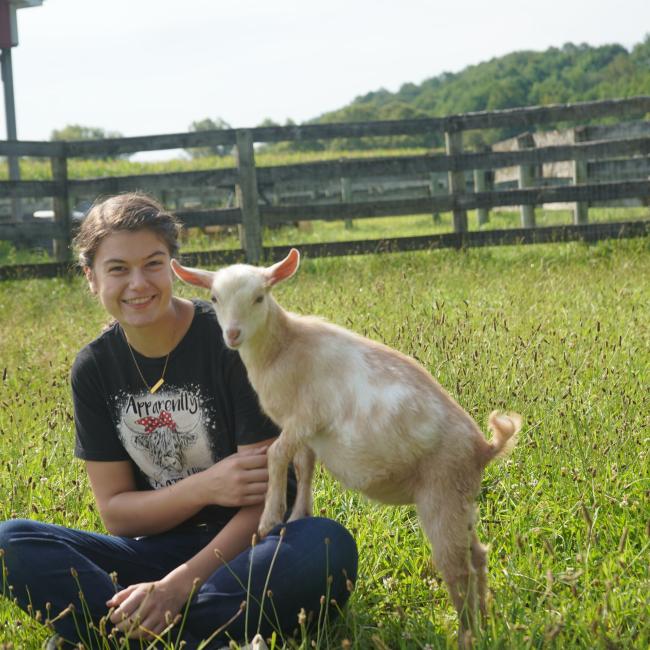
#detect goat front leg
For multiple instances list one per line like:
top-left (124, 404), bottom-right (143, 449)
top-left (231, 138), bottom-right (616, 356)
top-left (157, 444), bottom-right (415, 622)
top-left (258, 431), bottom-right (300, 538)
top-left (288, 445), bottom-right (316, 522)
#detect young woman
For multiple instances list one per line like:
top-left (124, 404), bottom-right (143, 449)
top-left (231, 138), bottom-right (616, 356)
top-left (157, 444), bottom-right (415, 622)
top-left (0, 193), bottom-right (357, 649)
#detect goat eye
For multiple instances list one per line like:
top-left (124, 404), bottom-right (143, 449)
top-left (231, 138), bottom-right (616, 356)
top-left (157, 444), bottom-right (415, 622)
top-left (254, 295), bottom-right (264, 304)
top-left (211, 295), bottom-right (218, 304)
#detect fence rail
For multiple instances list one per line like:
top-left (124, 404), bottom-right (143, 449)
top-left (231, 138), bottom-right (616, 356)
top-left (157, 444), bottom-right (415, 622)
top-left (1, 96), bottom-right (650, 278)
top-left (2, 220), bottom-right (647, 281)
top-left (1, 134), bottom-right (649, 199)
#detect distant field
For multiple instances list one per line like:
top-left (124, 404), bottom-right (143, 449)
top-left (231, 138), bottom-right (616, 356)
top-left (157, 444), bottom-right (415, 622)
top-left (0, 148), bottom-right (429, 181)
top-left (1, 205), bottom-right (648, 266)
top-left (0, 239), bottom-right (649, 648)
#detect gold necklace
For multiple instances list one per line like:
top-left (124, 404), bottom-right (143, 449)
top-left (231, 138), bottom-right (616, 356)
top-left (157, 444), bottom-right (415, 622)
top-left (121, 326), bottom-right (174, 394)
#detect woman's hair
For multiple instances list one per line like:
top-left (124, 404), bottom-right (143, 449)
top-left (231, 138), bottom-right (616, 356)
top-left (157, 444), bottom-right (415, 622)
top-left (73, 192), bottom-right (182, 268)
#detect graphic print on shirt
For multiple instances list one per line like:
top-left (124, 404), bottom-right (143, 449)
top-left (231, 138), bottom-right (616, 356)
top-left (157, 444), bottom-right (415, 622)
top-left (115, 386), bottom-right (215, 488)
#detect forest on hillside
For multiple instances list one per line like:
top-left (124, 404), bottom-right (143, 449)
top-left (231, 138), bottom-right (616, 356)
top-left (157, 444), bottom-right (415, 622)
top-left (266, 37), bottom-right (650, 151)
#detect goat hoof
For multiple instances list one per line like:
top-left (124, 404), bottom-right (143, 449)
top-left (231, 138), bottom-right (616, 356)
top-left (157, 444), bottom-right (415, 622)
top-left (287, 509), bottom-right (309, 523)
top-left (257, 523), bottom-right (277, 538)
top-left (458, 629), bottom-right (475, 650)
top-left (258, 514), bottom-right (281, 538)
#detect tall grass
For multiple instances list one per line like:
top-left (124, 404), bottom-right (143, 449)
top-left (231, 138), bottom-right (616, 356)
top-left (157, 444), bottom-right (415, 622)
top-left (0, 238), bottom-right (648, 648)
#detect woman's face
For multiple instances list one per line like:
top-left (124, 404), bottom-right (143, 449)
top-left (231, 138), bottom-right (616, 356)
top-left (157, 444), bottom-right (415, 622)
top-left (85, 229), bottom-right (175, 332)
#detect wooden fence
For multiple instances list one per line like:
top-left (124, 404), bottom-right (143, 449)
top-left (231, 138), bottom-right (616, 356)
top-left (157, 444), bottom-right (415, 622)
top-left (1, 96), bottom-right (649, 280)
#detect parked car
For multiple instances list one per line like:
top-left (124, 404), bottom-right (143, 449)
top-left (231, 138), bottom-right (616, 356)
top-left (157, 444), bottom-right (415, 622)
top-left (33, 209), bottom-right (85, 221)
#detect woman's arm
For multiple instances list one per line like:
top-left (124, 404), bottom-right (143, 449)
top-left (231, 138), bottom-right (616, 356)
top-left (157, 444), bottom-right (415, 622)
top-left (86, 439), bottom-right (273, 537)
top-left (164, 501), bottom-right (263, 590)
top-left (106, 440), bottom-right (275, 638)
top-left (108, 501), bottom-right (264, 637)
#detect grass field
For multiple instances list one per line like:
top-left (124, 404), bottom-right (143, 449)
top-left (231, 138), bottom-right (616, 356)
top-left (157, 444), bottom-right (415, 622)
top-left (0, 236), bottom-right (648, 648)
top-left (0, 149), bottom-right (430, 182)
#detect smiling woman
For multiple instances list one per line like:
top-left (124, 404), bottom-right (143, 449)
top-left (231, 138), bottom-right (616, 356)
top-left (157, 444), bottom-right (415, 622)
top-left (0, 193), bottom-right (358, 648)
top-left (76, 195), bottom-right (184, 355)
top-left (86, 229), bottom-right (182, 355)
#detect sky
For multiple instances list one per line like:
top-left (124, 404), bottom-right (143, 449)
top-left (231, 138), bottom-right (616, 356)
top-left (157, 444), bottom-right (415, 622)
top-left (3, 0), bottom-right (650, 157)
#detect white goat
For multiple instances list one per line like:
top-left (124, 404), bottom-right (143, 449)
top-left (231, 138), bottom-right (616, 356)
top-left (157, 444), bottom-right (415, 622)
top-left (172, 249), bottom-right (521, 642)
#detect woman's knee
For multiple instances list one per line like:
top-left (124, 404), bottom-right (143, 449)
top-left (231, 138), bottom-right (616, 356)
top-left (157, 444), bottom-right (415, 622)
top-left (281, 517), bottom-right (358, 621)
top-left (284, 516), bottom-right (358, 599)
top-left (0, 518), bottom-right (42, 549)
top-left (307, 517), bottom-right (358, 576)
top-left (0, 519), bottom-right (30, 580)
top-left (0, 519), bottom-right (54, 568)
top-left (318, 518), bottom-right (358, 604)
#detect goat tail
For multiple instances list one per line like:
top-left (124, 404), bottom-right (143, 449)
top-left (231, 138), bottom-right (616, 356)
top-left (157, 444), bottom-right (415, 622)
top-left (482, 411), bottom-right (522, 465)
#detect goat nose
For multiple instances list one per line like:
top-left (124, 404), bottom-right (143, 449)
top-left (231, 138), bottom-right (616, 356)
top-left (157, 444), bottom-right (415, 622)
top-left (226, 327), bottom-right (241, 342)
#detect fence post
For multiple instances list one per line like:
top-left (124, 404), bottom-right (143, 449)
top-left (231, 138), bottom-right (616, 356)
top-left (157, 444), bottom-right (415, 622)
top-left (517, 132), bottom-right (536, 228)
top-left (444, 129), bottom-right (468, 232)
top-left (572, 127), bottom-right (589, 225)
top-left (340, 177), bottom-right (354, 229)
top-left (428, 173), bottom-right (441, 223)
top-left (51, 153), bottom-right (71, 262)
top-left (174, 189), bottom-right (183, 210)
top-left (473, 145), bottom-right (491, 226)
top-left (235, 129), bottom-right (263, 263)
top-left (474, 168), bottom-right (490, 226)
top-left (1, 48), bottom-right (22, 222)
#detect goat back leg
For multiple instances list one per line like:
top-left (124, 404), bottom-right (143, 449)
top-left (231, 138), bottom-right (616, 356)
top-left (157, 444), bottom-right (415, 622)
top-left (287, 445), bottom-right (315, 522)
top-left (415, 489), bottom-right (479, 648)
top-left (470, 528), bottom-right (489, 618)
top-left (258, 433), bottom-right (299, 538)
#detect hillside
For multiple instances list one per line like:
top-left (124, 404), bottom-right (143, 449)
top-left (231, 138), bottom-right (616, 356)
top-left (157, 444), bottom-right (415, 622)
top-left (276, 37), bottom-right (650, 151)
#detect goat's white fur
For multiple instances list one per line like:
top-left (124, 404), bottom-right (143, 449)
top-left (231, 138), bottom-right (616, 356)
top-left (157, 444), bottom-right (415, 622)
top-left (171, 250), bottom-right (522, 644)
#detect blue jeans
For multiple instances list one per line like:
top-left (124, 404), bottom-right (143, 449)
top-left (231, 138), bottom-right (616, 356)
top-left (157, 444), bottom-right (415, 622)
top-left (0, 516), bottom-right (357, 648)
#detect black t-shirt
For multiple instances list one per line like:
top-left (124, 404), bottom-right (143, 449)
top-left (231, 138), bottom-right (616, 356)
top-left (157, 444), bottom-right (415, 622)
top-left (72, 299), bottom-right (287, 529)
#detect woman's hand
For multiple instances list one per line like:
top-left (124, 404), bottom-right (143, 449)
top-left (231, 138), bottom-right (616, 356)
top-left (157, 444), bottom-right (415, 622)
top-left (107, 575), bottom-right (193, 640)
top-left (194, 445), bottom-right (269, 508)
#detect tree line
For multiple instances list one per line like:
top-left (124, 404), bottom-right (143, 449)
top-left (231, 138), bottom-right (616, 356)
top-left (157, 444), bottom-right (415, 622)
top-left (50, 37), bottom-right (650, 157)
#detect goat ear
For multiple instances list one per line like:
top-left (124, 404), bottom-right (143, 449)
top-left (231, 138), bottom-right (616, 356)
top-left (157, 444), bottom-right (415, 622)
top-left (170, 259), bottom-right (215, 289)
top-left (264, 248), bottom-right (300, 287)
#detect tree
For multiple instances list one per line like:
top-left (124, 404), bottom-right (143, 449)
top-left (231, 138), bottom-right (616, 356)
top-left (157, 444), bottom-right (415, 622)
top-left (185, 117), bottom-right (233, 158)
top-left (50, 124), bottom-right (126, 159)
top-left (256, 118), bottom-right (281, 128)
top-left (50, 124), bottom-right (123, 141)
top-left (630, 33), bottom-right (650, 67)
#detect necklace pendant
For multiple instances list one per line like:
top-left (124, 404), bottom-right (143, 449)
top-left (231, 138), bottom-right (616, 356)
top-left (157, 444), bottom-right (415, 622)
top-left (150, 378), bottom-right (165, 394)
